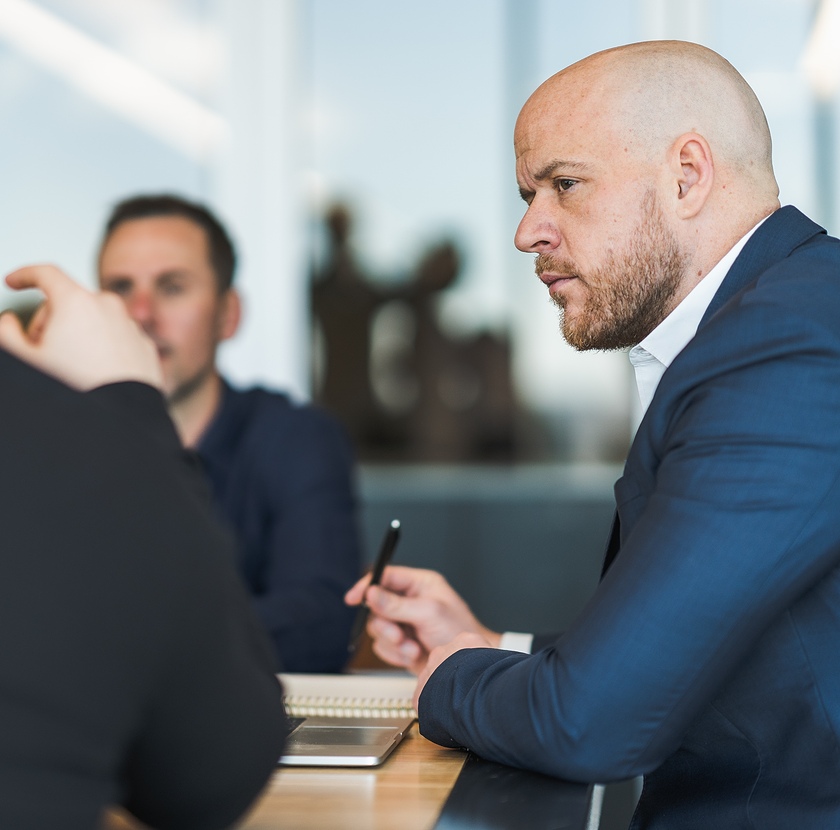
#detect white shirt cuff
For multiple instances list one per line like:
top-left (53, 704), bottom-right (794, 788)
top-left (498, 631), bottom-right (534, 653)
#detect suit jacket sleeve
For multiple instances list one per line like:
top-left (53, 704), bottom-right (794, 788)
top-left (419, 253), bottom-right (840, 781)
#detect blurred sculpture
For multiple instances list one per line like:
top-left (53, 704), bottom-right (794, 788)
top-left (311, 203), bottom-right (403, 454)
top-left (399, 241), bottom-right (517, 461)
top-left (311, 202), bottom-right (521, 463)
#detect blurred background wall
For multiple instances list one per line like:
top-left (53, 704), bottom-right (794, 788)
top-left (0, 0), bottom-right (836, 625)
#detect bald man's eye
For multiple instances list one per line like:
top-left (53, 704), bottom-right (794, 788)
top-left (554, 178), bottom-right (577, 193)
top-left (518, 188), bottom-right (535, 205)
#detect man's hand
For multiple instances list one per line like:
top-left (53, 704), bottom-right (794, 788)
top-left (0, 265), bottom-right (162, 391)
top-left (345, 565), bottom-right (501, 675)
top-left (413, 631), bottom-right (493, 710)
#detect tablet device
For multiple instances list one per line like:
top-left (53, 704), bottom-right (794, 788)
top-left (279, 715), bottom-right (415, 767)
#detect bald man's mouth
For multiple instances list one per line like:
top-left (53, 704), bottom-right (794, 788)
top-left (535, 255), bottom-right (578, 296)
top-left (540, 274), bottom-right (577, 293)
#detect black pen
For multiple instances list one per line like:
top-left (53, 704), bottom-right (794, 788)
top-left (348, 519), bottom-right (401, 656)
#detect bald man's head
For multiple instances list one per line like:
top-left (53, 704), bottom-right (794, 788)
top-left (520, 41), bottom-right (777, 197)
top-left (514, 41), bottom-right (781, 352)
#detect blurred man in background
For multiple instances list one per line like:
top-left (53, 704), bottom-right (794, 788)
top-left (98, 194), bottom-right (361, 672)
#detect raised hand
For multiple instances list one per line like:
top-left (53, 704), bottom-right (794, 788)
top-left (0, 265), bottom-right (162, 391)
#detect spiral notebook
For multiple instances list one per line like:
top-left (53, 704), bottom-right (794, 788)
top-left (277, 672), bottom-right (417, 767)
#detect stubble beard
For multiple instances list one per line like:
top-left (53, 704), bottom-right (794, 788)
top-left (165, 363), bottom-right (217, 407)
top-left (541, 192), bottom-right (688, 351)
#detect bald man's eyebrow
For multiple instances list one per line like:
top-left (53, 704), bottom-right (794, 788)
top-left (518, 159), bottom-right (590, 202)
top-left (532, 159), bottom-right (589, 181)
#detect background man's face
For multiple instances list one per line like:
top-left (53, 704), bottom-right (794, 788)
top-left (98, 215), bottom-right (235, 403)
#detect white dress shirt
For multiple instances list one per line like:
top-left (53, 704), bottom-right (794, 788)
top-left (499, 217), bottom-right (767, 654)
top-left (629, 219), bottom-right (765, 419)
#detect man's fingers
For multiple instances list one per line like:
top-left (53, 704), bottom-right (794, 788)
top-left (0, 311), bottom-right (32, 359)
top-left (377, 565), bottom-right (436, 595)
top-left (346, 564), bottom-right (430, 605)
top-left (367, 616), bottom-right (425, 671)
top-left (366, 584), bottom-right (441, 626)
top-left (367, 615), bottom-right (407, 644)
top-left (347, 566), bottom-right (446, 609)
top-left (344, 573), bottom-right (372, 606)
top-left (370, 636), bottom-right (412, 668)
top-left (5, 264), bottom-right (72, 298)
top-left (4, 265), bottom-right (75, 345)
top-left (370, 636), bottom-right (423, 673)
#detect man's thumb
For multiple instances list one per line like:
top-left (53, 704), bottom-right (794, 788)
top-left (0, 311), bottom-right (35, 362)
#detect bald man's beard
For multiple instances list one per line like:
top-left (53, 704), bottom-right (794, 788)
top-left (542, 193), bottom-right (687, 351)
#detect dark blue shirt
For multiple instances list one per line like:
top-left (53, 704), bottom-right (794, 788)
top-left (197, 380), bottom-right (361, 672)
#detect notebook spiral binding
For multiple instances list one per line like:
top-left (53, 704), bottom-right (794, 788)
top-left (283, 695), bottom-right (417, 719)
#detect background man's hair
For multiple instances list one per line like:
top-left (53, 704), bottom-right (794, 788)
top-left (101, 194), bottom-right (236, 292)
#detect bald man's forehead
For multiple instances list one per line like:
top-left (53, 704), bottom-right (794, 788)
top-left (515, 77), bottom-right (625, 162)
top-left (517, 66), bottom-right (680, 176)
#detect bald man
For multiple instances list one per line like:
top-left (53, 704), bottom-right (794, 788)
top-left (346, 41), bottom-right (840, 828)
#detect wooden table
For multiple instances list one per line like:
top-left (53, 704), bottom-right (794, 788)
top-left (105, 724), bottom-right (467, 830)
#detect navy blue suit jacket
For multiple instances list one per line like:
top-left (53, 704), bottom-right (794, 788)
top-left (197, 382), bottom-right (361, 672)
top-left (419, 207), bottom-right (840, 829)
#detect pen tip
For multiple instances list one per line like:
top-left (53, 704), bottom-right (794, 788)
top-left (391, 519), bottom-right (400, 529)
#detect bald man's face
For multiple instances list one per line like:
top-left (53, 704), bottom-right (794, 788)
top-left (514, 74), bottom-right (687, 350)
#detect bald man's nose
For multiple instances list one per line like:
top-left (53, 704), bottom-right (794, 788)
top-left (514, 203), bottom-right (561, 253)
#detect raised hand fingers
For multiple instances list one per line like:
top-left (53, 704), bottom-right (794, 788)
top-left (1, 264), bottom-right (162, 391)
top-left (5, 264), bottom-right (75, 299)
top-left (0, 310), bottom-right (28, 356)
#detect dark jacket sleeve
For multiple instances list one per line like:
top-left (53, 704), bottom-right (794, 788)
top-left (87, 382), bottom-right (289, 828)
top-left (121, 562), bottom-right (286, 830)
top-left (0, 363), bottom-right (287, 830)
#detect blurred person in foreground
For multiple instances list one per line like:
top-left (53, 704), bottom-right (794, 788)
top-left (0, 265), bottom-right (286, 829)
top-left (97, 194), bottom-right (361, 673)
top-left (347, 40), bottom-right (840, 829)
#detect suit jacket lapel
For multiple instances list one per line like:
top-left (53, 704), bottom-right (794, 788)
top-left (701, 206), bottom-right (825, 324)
top-left (600, 207), bottom-right (825, 578)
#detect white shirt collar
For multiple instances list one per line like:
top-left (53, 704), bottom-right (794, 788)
top-left (629, 217), bottom-right (767, 418)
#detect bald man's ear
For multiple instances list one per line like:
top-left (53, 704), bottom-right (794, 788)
top-left (218, 288), bottom-right (241, 342)
top-left (671, 133), bottom-right (714, 219)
